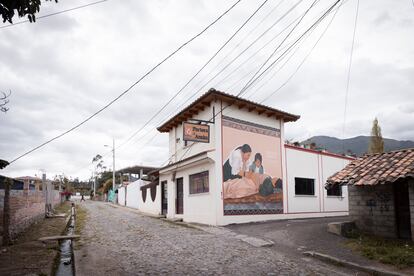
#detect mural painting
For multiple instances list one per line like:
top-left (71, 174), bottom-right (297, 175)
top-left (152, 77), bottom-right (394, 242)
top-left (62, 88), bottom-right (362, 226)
top-left (222, 116), bottom-right (283, 215)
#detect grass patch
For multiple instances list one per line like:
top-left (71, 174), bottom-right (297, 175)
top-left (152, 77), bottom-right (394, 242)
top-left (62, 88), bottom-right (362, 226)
top-left (346, 235), bottom-right (414, 268)
top-left (75, 204), bottom-right (87, 236)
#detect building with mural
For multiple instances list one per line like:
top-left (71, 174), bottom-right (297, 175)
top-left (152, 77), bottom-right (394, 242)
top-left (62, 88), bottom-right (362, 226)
top-left (123, 89), bottom-right (353, 225)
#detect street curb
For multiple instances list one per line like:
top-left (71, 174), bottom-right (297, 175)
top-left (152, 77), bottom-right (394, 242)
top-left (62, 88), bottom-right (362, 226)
top-left (106, 203), bottom-right (166, 218)
top-left (303, 251), bottom-right (407, 276)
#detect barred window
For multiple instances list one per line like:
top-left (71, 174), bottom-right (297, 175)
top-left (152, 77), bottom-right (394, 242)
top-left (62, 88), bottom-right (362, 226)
top-left (189, 171), bottom-right (209, 194)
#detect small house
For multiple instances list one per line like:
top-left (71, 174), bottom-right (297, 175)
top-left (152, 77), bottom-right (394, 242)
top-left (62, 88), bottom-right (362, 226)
top-left (327, 148), bottom-right (414, 240)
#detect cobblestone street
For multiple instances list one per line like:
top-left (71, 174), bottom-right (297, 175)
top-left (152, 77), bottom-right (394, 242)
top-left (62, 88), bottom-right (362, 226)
top-left (75, 201), bottom-right (359, 275)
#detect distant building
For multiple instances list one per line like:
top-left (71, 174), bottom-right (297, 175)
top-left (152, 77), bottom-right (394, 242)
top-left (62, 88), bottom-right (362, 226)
top-left (0, 175), bottom-right (24, 190)
top-left (123, 89), bottom-right (353, 225)
top-left (15, 176), bottom-right (42, 191)
top-left (327, 148), bottom-right (414, 240)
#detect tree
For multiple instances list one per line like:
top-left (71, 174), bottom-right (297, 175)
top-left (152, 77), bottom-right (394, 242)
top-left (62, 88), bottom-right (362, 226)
top-left (0, 90), bottom-right (11, 113)
top-left (368, 117), bottom-right (384, 154)
top-left (0, 0), bottom-right (58, 24)
top-left (0, 159), bottom-right (9, 169)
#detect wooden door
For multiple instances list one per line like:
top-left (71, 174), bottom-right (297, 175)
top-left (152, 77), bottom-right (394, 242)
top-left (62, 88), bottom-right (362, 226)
top-left (176, 178), bottom-right (183, 214)
top-left (394, 182), bottom-right (411, 239)
top-left (161, 181), bottom-right (168, 215)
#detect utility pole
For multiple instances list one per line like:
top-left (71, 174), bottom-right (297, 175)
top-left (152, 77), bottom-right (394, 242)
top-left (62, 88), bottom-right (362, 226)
top-left (2, 178), bottom-right (11, 246)
top-left (112, 138), bottom-right (115, 192)
top-left (93, 175), bottom-right (96, 199)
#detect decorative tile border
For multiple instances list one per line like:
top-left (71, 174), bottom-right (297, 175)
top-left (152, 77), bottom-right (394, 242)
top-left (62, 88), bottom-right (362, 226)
top-left (222, 116), bottom-right (280, 137)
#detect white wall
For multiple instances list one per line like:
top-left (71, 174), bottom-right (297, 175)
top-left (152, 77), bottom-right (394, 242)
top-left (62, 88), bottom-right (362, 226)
top-left (285, 146), bottom-right (350, 214)
top-left (285, 147), bottom-right (321, 213)
top-left (162, 160), bottom-right (216, 225)
top-left (137, 181), bottom-right (161, 216)
top-left (321, 155), bottom-right (349, 212)
top-left (126, 180), bottom-right (140, 209)
top-left (118, 186), bottom-right (126, 206)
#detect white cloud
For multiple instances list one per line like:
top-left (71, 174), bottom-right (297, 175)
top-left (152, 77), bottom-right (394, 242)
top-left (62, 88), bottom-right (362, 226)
top-left (0, 0), bottom-right (412, 179)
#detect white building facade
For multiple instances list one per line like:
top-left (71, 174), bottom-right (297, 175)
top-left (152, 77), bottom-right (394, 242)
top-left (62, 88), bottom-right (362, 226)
top-left (128, 89), bottom-right (352, 225)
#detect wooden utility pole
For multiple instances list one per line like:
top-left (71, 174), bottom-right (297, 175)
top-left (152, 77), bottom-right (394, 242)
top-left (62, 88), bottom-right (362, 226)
top-left (2, 178), bottom-right (11, 246)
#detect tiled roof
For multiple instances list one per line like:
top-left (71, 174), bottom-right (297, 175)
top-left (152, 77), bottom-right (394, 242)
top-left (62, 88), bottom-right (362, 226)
top-left (157, 88), bottom-right (300, 132)
top-left (327, 148), bottom-right (414, 186)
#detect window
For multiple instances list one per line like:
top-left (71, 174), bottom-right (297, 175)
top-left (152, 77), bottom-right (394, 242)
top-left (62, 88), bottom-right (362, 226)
top-left (327, 184), bottom-right (342, 196)
top-left (295, 177), bottom-right (315, 195)
top-left (189, 171), bottom-right (209, 194)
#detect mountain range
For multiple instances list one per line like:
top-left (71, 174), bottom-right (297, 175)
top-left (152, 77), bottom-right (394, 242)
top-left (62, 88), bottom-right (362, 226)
top-left (301, 136), bottom-right (414, 156)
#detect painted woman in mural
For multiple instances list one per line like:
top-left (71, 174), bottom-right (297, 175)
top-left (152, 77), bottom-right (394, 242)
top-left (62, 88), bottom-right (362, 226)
top-left (223, 144), bottom-right (252, 181)
top-left (223, 144), bottom-right (282, 199)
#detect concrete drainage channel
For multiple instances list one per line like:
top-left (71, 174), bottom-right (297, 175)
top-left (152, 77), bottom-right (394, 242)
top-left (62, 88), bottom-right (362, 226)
top-left (55, 203), bottom-right (77, 276)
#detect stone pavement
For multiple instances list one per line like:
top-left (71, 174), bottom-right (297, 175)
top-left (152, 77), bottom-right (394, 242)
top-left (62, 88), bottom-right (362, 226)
top-left (74, 201), bottom-right (361, 275)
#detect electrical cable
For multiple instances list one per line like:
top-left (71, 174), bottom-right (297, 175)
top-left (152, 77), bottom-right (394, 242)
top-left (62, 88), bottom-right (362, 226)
top-left (238, 0), bottom-right (341, 98)
top-left (115, 0), bottom-right (269, 151)
top-left (341, 0), bottom-right (359, 153)
top-left (238, 0), bottom-right (318, 96)
top-left (171, 0), bottom-right (341, 165)
top-left (8, 0), bottom-right (243, 164)
top-left (0, 0), bottom-right (109, 29)
top-left (259, 0), bottom-right (344, 103)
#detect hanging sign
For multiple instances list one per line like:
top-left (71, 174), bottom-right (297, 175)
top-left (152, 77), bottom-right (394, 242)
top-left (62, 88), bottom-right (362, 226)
top-left (183, 122), bottom-right (210, 143)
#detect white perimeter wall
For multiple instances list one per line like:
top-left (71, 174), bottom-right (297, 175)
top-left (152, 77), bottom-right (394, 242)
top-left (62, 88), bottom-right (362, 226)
top-left (321, 155), bottom-right (349, 212)
top-left (137, 181), bottom-right (161, 216)
top-left (126, 180), bottom-right (140, 209)
top-left (118, 186), bottom-right (126, 206)
top-left (285, 147), bottom-right (350, 214)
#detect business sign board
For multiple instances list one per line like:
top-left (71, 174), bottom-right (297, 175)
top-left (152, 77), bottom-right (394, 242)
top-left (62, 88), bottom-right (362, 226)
top-left (183, 122), bottom-right (210, 143)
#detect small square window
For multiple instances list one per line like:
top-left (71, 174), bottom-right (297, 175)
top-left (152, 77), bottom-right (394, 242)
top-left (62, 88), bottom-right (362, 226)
top-left (327, 185), bottom-right (342, 196)
top-left (189, 171), bottom-right (209, 194)
top-left (295, 177), bottom-right (315, 195)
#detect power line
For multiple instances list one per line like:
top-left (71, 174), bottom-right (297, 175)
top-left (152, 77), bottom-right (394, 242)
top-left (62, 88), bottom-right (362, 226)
top-left (173, 1), bottom-right (342, 165)
top-left (119, 0), bottom-right (295, 158)
top-left (159, 2), bottom-right (306, 127)
top-left (238, 0), bottom-right (318, 97)
top-left (115, 0), bottom-right (269, 151)
top-left (259, 0), bottom-right (344, 103)
top-left (8, 0), bottom-right (242, 165)
top-left (0, 0), bottom-right (109, 29)
top-left (239, 0), bottom-right (341, 98)
top-left (342, 0), bottom-right (359, 151)
top-left (182, 0), bottom-right (305, 106)
top-left (190, 0), bottom-right (286, 92)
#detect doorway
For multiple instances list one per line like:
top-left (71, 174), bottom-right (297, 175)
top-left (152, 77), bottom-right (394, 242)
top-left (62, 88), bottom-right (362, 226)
top-left (394, 182), bottom-right (412, 239)
top-left (161, 181), bottom-right (168, 215)
top-left (176, 178), bottom-right (183, 214)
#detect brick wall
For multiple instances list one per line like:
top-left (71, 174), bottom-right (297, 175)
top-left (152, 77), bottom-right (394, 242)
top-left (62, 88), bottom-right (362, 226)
top-left (348, 184), bottom-right (397, 238)
top-left (0, 189), bottom-right (61, 238)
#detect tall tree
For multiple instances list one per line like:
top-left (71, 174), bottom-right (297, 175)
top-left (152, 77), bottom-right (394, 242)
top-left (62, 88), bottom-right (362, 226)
top-left (368, 117), bottom-right (384, 154)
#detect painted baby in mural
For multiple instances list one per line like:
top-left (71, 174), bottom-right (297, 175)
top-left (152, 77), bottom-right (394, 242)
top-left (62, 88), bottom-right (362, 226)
top-left (223, 144), bottom-right (282, 199)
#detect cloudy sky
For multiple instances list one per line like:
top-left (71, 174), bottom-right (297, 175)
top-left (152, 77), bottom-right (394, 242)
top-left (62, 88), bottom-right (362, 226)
top-left (0, 0), bottom-right (413, 180)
